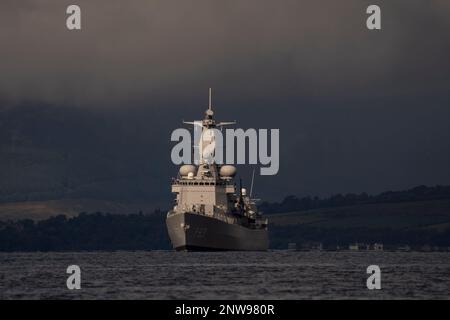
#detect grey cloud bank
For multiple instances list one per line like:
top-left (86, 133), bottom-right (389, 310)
top-left (1, 0), bottom-right (449, 106)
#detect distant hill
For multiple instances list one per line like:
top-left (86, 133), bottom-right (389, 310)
top-left (0, 211), bottom-right (171, 252)
top-left (0, 198), bottom-right (449, 251)
top-left (269, 199), bottom-right (450, 229)
top-left (0, 198), bottom-right (158, 221)
top-left (259, 185), bottom-right (450, 214)
top-left (1, 185), bottom-right (450, 251)
top-left (268, 199), bottom-right (450, 249)
top-left (0, 105), bottom-right (172, 208)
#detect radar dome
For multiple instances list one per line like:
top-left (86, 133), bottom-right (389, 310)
top-left (219, 165), bottom-right (237, 177)
top-left (179, 165), bottom-right (196, 177)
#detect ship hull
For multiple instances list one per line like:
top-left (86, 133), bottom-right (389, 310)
top-left (166, 212), bottom-right (269, 251)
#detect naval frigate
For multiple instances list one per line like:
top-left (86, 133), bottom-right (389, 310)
top-left (166, 89), bottom-right (269, 251)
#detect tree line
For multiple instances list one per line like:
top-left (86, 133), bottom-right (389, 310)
top-left (258, 185), bottom-right (450, 214)
top-left (1, 185), bottom-right (450, 251)
top-left (0, 211), bottom-right (171, 252)
top-left (1, 210), bottom-right (449, 251)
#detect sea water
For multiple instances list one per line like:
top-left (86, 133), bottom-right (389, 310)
top-left (0, 251), bottom-right (449, 299)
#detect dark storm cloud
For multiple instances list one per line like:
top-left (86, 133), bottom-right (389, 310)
top-left (1, 0), bottom-right (450, 203)
top-left (1, 0), bottom-right (449, 106)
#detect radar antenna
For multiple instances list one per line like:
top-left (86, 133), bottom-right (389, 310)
top-left (183, 88), bottom-right (236, 127)
top-left (250, 168), bottom-right (255, 198)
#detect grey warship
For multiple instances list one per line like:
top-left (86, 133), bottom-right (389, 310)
top-left (166, 89), bottom-right (269, 251)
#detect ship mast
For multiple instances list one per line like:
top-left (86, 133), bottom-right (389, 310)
top-left (209, 88), bottom-right (212, 111)
top-left (205, 88), bottom-right (214, 122)
top-left (183, 88), bottom-right (236, 166)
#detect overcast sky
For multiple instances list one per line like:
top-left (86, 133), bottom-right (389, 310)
top-left (1, 0), bottom-right (450, 204)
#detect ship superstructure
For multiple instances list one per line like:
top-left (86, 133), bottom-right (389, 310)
top-left (166, 89), bottom-right (269, 251)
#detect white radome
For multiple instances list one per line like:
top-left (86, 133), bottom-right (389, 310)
top-left (179, 164), bottom-right (196, 177)
top-left (219, 165), bottom-right (237, 177)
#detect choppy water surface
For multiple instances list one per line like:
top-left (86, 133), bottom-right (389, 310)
top-left (0, 251), bottom-right (449, 299)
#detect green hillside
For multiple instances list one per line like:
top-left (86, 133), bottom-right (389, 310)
top-left (269, 199), bottom-right (450, 230)
top-left (0, 198), bottom-right (449, 251)
top-left (268, 199), bottom-right (450, 249)
top-left (0, 198), bottom-right (158, 221)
